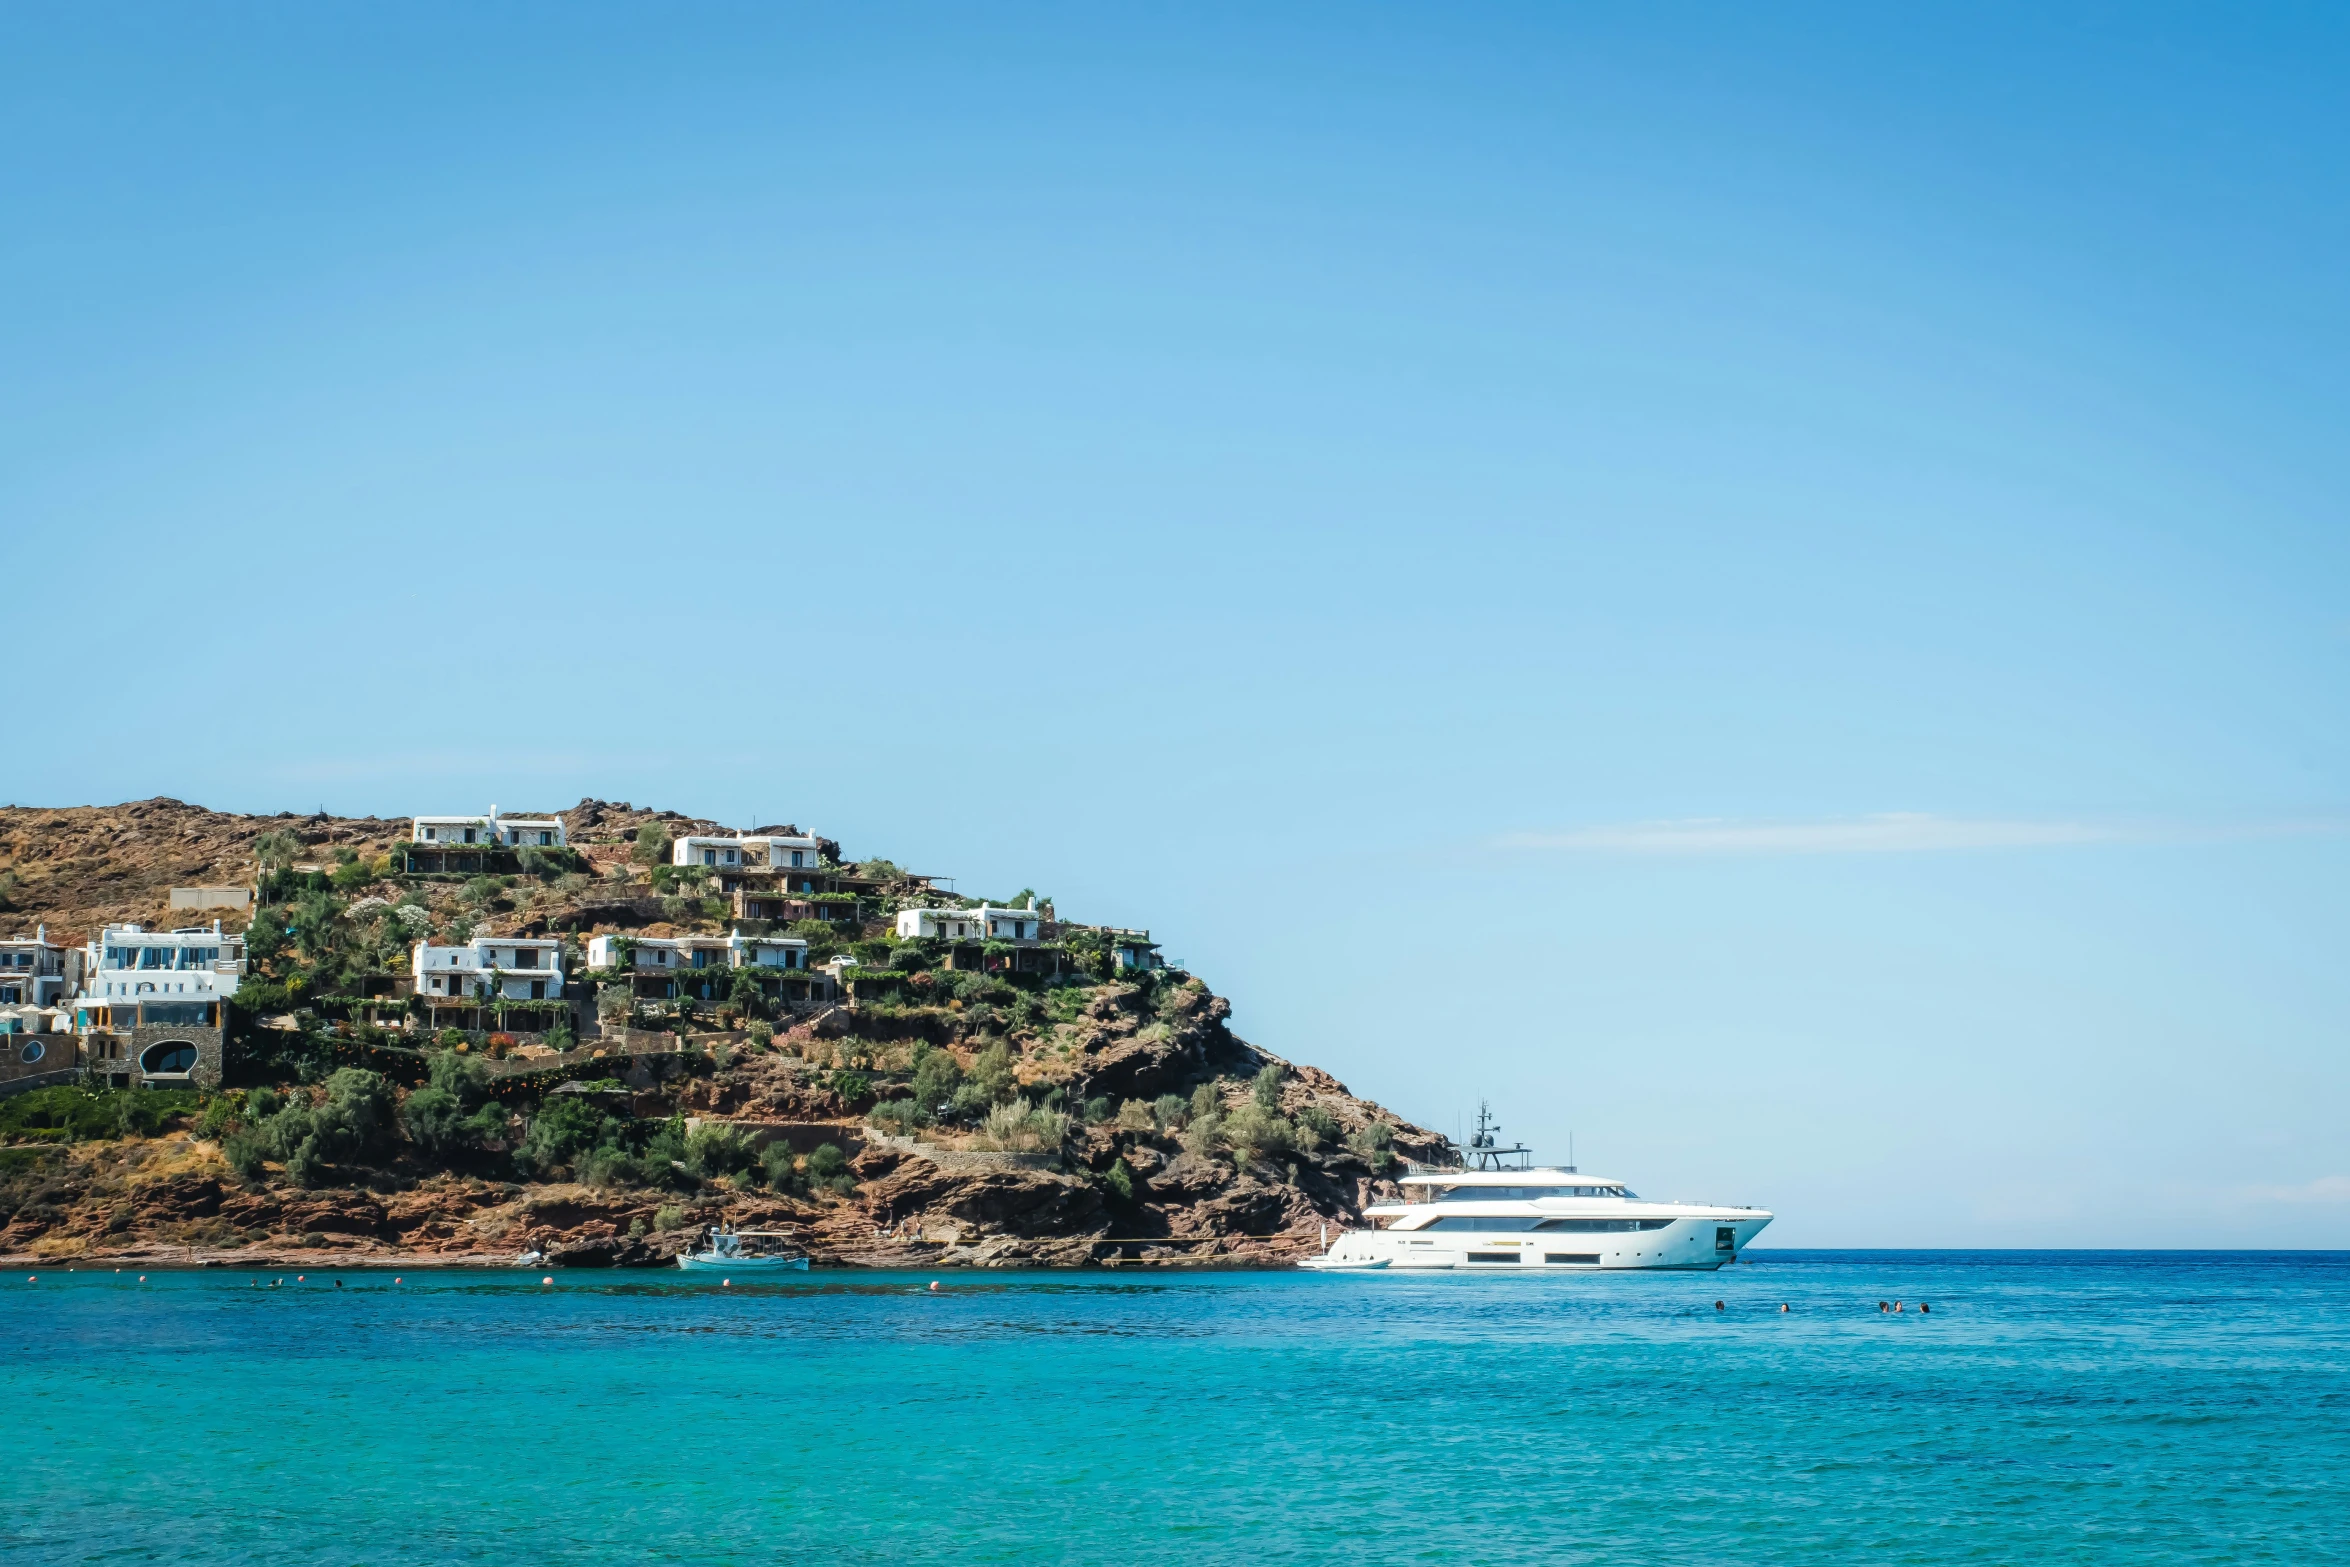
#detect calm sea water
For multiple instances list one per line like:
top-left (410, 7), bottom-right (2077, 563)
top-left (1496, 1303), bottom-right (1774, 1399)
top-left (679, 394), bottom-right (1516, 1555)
top-left (5, 1251), bottom-right (2345, 1564)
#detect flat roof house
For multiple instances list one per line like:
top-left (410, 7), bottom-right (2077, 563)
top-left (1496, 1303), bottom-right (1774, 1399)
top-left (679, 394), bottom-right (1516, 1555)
top-left (894, 904), bottom-right (1047, 943)
top-left (0, 924), bottom-right (81, 1008)
top-left (74, 922), bottom-right (244, 1089)
top-left (410, 805), bottom-right (567, 848)
top-left (586, 930), bottom-right (821, 1005)
top-left (411, 936), bottom-right (566, 1001)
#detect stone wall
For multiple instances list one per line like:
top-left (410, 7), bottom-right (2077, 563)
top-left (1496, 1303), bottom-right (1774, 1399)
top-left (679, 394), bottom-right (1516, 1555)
top-left (0, 1033), bottom-right (76, 1089)
top-left (85, 1025), bottom-right (223, 1090)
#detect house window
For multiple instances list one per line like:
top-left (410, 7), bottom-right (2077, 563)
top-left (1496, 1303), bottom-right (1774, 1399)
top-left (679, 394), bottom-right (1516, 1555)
top-left (539, 831), bottom-right (553, 846)
top-left (790, 850), bottom-right (803, 867)
top-left (423, 826), bottom-right (437, 841)
top-left (463, 827), bottom-right (477, 844)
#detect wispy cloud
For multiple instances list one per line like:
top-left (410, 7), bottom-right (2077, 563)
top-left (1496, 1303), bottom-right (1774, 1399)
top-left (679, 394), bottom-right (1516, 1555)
top-left (1496, 813), bottom-right (2346, 856)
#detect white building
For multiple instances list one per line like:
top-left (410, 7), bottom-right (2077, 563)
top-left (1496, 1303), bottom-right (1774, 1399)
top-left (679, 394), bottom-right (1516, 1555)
top-left (671, 833), bottom-right (823, 870)
top-left (0, 925), bottom-right (81, 1008)
top-left (894, 904), bottom-right (1046, 943)
top-left (410, 805), bottom-right (567, 848)
top-left (410, 935), bottom-right (567, 1001)
top-left (586, 931), bottom-right (811, 973)
top-left (74, 923), bottom-right (245, 1038)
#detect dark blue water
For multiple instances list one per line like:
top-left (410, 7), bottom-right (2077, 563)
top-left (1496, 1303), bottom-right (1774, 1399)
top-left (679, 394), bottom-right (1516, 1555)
top-left (5, 1252), bottom-right (2345, 1563)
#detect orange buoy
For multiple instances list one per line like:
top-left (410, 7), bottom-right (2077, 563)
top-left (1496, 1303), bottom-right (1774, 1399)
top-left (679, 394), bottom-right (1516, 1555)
top-left (541, 1275), bottom-right (553, 1286)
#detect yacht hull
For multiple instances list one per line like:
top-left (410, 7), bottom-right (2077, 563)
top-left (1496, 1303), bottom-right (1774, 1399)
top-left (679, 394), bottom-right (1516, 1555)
top-left (1307, 1212), bottom-right (1773, 1273)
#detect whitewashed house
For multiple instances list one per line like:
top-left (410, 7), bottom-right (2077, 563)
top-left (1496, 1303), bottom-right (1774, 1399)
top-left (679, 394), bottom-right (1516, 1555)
top-left (586, 931), bottom-right (812, 974)
top-left (588, 929), bottom-right (821, 1007)
top-left (894, 904), bottom-right (1047, 943)
top-left (80, 923), bottom-right (244, 1011)
top-left (0, 925), bottom-right (81, 1007)
top-left (74, 923), bottom-right (245, 1088)
top-left (410, 936), bottom-right (567, 1002)
top-left (410, 805), bottom-right (567, 848)
top-left (672, 833), bottom-right (823, 870)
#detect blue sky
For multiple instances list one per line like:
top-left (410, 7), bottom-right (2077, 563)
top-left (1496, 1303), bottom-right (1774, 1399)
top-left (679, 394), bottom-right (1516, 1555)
top-left (4, 5), bottom-right (2345, 1245)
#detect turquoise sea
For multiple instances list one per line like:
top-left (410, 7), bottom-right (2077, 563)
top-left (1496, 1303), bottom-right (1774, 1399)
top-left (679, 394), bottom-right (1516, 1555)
top-left (6, 1251), bottom-right (2345, 1563)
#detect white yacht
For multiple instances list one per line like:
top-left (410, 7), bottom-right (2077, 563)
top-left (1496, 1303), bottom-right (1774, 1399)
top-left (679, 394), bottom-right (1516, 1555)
top-left (1302, 1108), bottom-right (1772, 1273)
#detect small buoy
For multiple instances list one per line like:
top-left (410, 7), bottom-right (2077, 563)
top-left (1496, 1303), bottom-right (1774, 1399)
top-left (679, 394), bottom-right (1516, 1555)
top-left (723, 1278), bottom-right (731, 1287)
top-left (26, 1276), bottom-right (34, 1283)
top-left (929, 1280), bottom-right (941, 1292)
top-left (139, 1275), bottom-right (147, 1283)
top-left (395, 1277), bottom-right (402, 1284)
top-left (541, 1276), bottom-right (553, 1286)
top-left (297, 1275), bottom-right (305, 1283)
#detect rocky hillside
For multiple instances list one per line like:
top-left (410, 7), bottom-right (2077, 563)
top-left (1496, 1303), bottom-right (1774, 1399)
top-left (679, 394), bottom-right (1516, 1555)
top-left (0, 799), bottom-right (1444, 1269)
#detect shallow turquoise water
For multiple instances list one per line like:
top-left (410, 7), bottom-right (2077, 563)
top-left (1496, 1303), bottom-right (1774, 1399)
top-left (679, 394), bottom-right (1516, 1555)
top-left (5, 1251), bottom-right (2345, 1563)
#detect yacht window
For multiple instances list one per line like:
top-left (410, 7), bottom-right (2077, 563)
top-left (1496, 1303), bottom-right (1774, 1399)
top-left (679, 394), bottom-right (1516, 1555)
top-left (1534, 1218), bottom-right (1675, 1233)
top-left (1431, 1184), bottom-right (1632, 1202)
top-left (1419, 1216), bottom-right (1546, 1232)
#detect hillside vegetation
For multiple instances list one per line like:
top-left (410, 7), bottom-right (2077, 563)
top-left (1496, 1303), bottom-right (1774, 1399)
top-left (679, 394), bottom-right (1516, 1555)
top-left (0, 799), bottom-right (1440, 1267)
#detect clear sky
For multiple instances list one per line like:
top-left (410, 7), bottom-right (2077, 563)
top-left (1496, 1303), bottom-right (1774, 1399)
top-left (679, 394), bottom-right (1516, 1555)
top-left (5, 5), bottom-right (2345, 1246)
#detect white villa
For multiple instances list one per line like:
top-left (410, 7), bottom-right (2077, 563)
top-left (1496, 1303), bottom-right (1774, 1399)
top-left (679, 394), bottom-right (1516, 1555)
top-left (410, 805), bottom-right (567, 848)
top-left (672, 833), bottom-right (823, 870)
top-left (74, 922), bottom-right (245, 1032)
top-left (0, 925), bottom-right (81, 1008)
top-left (410, 935), bottom-right (567, 1001)
top-left (894, 904), bottom-right (1047, 943)
top-left (587, 931), bottom-right (812, 973)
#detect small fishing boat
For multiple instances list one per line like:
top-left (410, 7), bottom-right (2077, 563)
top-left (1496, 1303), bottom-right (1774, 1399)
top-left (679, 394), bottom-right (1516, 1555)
top-left (676, 1225), bottom-right (810, 1272)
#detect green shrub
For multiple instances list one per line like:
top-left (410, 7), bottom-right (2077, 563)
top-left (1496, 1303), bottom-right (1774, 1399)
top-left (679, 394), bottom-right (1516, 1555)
top-left (222, 1129), bottom-right (270, 1182)
top-left (653, 1203), bottom-right (687, 1232)
top-left (116, 1089), bottom-right (202, 1139)
top-left (1114, 1098), bottom-right (1156, 1132)
top-left (950, 1042), bottom-right (1014, 1120)
top-left (827, 1069), bottom-right (873, 1107)
top-left (1251, 1063), bottom-right (1285, 1114)
top-left (683, 1123), bottom-right (755, 1179)
top-left (1181, 1110), bottom-right (1226, 1159)
top-left (1151, 1093), bottom-right (1188, 1132)
top-left (1296, 1105), bottom-right (1339, 1152)
top-left (1102, 1157), bottom-right (1135, 1203)
top-left (909, 1044), bottom-right (963, 1121)
top-left (759, 1142), bottom-right (799, 1188)
top-left (1226, 1104), bottom-right (1293, 1162)
top-left (1346, 1119), bottom-right (1399, 1175)
top-left (632, 823), bottom-right (672, 867)
top-left (1083, 1096), bottom-right (1113, 1125)
top-left (867, 1099), bottom-right (923, 1137)
top-left (519, 1096), bottom-right (615, 1175)
top-left (1189, 1082), bottom-right (1221, 1123)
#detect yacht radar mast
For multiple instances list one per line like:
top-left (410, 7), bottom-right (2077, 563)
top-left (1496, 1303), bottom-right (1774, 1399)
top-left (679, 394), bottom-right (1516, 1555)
top-left (1455, 1101), bottom-right (1535, 1172)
